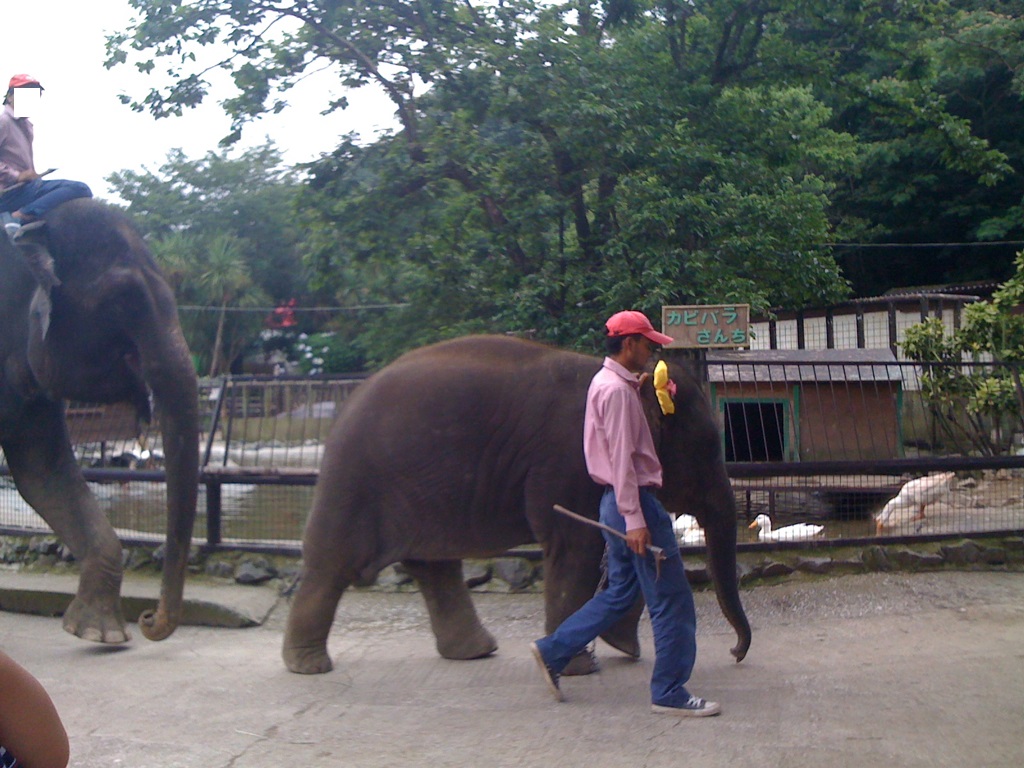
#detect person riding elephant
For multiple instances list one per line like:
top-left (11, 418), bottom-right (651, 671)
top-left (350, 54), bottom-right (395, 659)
top-left (0, 197), bottom-right (199, 644)
top-left (0, 74), bottom-right (92, 237)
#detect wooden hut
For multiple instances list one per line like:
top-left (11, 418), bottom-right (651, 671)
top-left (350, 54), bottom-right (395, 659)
top-left (705, 349), bottom-right (903, 462)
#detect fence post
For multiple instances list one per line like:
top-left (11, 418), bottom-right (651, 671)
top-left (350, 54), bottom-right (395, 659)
top-left (205, 481), bottom-right (222, 548)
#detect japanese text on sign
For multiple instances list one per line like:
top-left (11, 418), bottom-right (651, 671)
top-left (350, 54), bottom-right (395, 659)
top-left (661, 304), bottom-right (750, 348)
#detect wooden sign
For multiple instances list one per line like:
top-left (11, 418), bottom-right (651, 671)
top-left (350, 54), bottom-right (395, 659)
top-left (662, 304), bottom-right (751, 348)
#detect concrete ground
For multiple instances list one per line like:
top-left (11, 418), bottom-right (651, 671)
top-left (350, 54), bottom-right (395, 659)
top-left (0, 569), bottom-right (1022, 768)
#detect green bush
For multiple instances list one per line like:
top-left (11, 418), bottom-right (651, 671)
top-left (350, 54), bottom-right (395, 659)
top-left (294, 332), bottom-right (365, 374)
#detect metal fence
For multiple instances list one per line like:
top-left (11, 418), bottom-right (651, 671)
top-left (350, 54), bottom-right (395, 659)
top-left (2, 359), bottom-right (1023, 553)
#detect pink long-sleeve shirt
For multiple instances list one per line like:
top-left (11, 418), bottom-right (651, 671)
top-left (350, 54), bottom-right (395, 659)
top-left (0, 104), bottom-right (34, 189)
top-left (583, 357), bottom-right (663, 531)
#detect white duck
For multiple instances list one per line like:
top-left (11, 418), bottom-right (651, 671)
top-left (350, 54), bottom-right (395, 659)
top-left (748, 514), bottom-right (824, 542)
top-left (673, 513), bottom-right (706, 546)
top-left (874, 472), bottom-right (955, 535)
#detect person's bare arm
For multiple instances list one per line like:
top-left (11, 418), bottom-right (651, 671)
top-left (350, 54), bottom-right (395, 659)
top-left (0, 651), bottom-right (69, 768)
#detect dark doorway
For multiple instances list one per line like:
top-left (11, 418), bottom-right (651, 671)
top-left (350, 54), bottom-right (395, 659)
top-left (723, 401), bottom-right (786, 462)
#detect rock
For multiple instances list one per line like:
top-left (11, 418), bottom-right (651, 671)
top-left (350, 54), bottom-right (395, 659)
top-left (861, 546), bottom-right (893, 572)
top-left (980, 547), bottom-right (1007, 565)
top-left (686, 561), bottom-right (712, 585)
top-left (940, 540), bottom-right (982, 565)
top-left (760, 560), bottom-right (795, 579)
top-left (890, 548), bottom-right (944, 570)
top-left (205, 561), bottom-right (234, 579)
top-left (29, 537), bottom-right (59, 556)
top-left (375, 564), bottom-right (413, 589)
top-left (34, 554), bottom-right (58, 569)
top-left (124, 549), bottom-right (154, 571)
top-left (794, 556), bottom-right (833, 575)
top-left (831, 558), bottom-right (867, 575)
top-left (58, 544), bottom-right (75, 563)
top-left (234, 558), bottom-right (276, 585)
top-left (463, 561), bottom-right (492, 588)
top-left (493, 558), bottom-right (535, 590)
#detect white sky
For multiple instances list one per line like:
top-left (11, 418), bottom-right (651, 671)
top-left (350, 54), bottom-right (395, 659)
top-left (4, 1), bottom-right (398, 202)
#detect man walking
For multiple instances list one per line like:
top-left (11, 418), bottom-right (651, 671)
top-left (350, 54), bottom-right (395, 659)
top-left (530, 310), bottom-right (720, 717)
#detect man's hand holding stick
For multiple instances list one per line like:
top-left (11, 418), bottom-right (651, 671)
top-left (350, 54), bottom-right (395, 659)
top-left (553, 504), bottom-right (666, 579)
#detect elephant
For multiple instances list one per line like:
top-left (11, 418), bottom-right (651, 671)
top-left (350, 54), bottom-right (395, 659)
top-left (283, 335), bottom-right (751, 675)
top-left (0, 198), bottom-right (199, 643)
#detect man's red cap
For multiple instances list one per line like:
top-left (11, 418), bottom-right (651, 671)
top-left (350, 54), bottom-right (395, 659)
top-left (8, 74), bottom-right (43, 90)
top-left (605, 310), bottom-right (674, 346)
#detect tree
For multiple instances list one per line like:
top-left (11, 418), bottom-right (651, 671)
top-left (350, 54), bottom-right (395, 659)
top-left (902, 250), bottom-right (1024, 456)
top-left (828, 4), bottom-right (1024, 294)
top-left (108, 142), bottom-right (314, 373)
top-left (148, 231), bottom-right (270, 375)
top-left (108, 1), bottom-right (1019, 363)
top-left (107, 142), bottom-right (309, 302)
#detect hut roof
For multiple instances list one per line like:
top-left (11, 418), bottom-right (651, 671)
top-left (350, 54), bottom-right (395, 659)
top-left (706, 348), bottom-right (902, 383)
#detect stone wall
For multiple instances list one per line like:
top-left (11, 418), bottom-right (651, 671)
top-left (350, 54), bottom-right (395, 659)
top-left (2, 535), bottom-right (1021, 595)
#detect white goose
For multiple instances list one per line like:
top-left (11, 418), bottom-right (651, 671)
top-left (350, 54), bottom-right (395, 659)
top-left (673, 513), bottom-right (706, 546)
top-left (748, 514), bottom-right (824, 542)
top-left (874, 472), bottom-right (955, 535)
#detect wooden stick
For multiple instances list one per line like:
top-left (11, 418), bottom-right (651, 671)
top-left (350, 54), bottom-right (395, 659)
top-left (553, 504), bottom-right (666, 578)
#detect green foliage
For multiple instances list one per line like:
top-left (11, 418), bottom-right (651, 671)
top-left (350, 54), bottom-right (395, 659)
top-left (108, 1), bottom-right (1024, 365)
top-left (148, 230), bottom-right (270, 376)
top-left (901, 252), bottom-right (1024, 455)
top-left (293, 332), bottom-right (366, 375)
top-left (107, 142), bottom-right (308, 302)
top-left (108, 142), bottom-right (312, 374)
top-left (833, 3), bottom-right (1024, 294)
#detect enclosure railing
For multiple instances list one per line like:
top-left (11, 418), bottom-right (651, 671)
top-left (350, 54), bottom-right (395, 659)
top-left (2, 361), bottom-right (1023, 553)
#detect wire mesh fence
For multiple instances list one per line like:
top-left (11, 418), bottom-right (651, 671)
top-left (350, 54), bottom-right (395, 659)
top-left (706, 352), bottom-right (1024, 544)
top-left (2, 359), bottom-right (1023, 552)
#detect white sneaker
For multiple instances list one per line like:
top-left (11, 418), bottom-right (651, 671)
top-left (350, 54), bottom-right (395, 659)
top-left (651, 695), bottom-right (721, 717)
top-left (4, 222), bottom-right (20, 237)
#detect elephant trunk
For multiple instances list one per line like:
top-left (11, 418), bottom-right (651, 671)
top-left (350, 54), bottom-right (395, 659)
top-left (700, 470), bottom-right (751, 662)
top-left (138, 322), bottom-right (199, 641)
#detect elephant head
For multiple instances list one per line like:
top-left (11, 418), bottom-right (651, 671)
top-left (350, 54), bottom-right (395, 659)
top-left (11, 198), bottom-right (199, 642)
top-left (642, 357), bottom-right (752, 662)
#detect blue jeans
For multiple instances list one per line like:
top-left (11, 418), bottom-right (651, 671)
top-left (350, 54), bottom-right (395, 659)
top-left (0, 177), bottom-right (92, 220)
top-left (534, 487), bottom-right (698, 707)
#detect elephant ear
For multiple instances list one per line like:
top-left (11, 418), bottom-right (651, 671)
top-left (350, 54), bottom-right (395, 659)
top-left (14, 224), bottom-right (61, 340)
top-left (13, 221), bottom-right (61, 290)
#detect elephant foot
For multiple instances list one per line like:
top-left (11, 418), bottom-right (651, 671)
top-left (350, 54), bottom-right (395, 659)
top-left (282, 643), bottom-right (334, 675)
top-left (62, 596), bottom-right (130, 644)
top-left (562, 647), bottom-right (599, 676)
top-left (599, 631), bottom-right (641, 659)
top-left (437, 627), bottom-right (498, 660)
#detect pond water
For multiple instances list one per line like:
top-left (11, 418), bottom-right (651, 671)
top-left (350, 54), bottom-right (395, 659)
top-left (0, 476), bottom-right (312, 547)
top-left (3, 474), bottom-right (1021, 548)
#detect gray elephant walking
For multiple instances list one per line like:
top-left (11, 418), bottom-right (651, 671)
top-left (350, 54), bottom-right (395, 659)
top-left (283, 335), bottom-right (750, 675)
top-left (0, 198), bottom-right (199, 643)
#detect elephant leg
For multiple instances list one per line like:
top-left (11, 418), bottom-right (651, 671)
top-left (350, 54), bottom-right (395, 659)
top-left (2, 404), bottom-right (129, 643)
top-left (542, 540), bottom-right (642, 676)
top-left (599, 595), bottom-right (645, 659)
top-left (402, 559), bottom-right (497, 660)
top-left (282, 563), bottom-right (349, 674)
